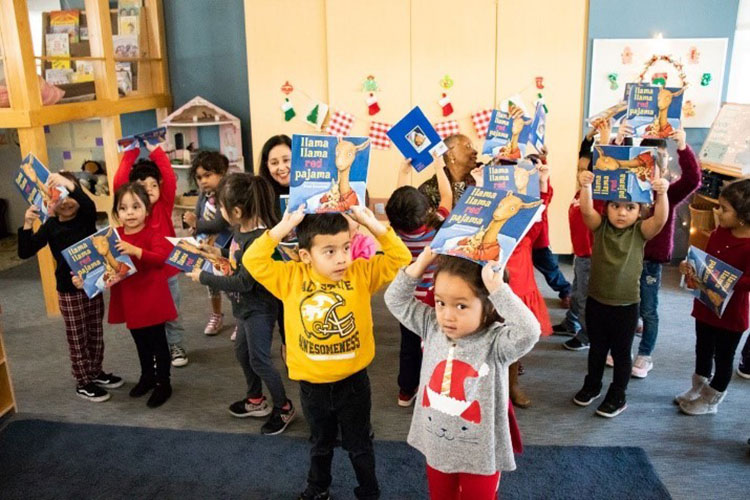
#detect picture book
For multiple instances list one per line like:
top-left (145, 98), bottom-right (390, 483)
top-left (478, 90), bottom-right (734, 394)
top-left (112, 35), bottom-right (139, 58)
top-left (45, 33), bottom-right (70, 69)
top-left (528, 102), bottom-right (546, 154)
top-left (626, 83), bottom-right (685, 139)
top-left (117, 127), bottom-right (167, 152)
top-left (49, 10), bottom-right (80, 44)
top-left (45, 68), bottom-right (73, 85)
top-left (482, 108), bottom-right (532, 160)
top-left (118, 0), bottom-right (142, 16)
top-left (288, 134), bottom-right (370, 214)
top-left (276, 194), bottom-right (299, 261)
top-left (119, 16), bottom-right (139, 36)
top-left (165, 237), bottom-right (231, 276)
top-left (431, 186), bottom-right (545, 270)
top-left (587, 83), bottom-right (633, 128)
top-left (483, 159), bottom-right (540, 199)
top-left (62, 227), bottom-right (136, 299)
top-left (386, 106), bottom-right (448, 172)
top-left (115, 62), bottom-right (132, 95)
top-left (683, 246), bottom-right (743, 318)
top-left (14, 154), bottom-right (69, 223)
top-left (591, 145), bottom-right (656, 203)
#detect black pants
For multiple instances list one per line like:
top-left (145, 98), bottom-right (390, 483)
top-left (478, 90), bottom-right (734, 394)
top-left (130, 323), bottom-right (170, 384)
top-left (299, 369), bottom-right (379, 500)
top-left (398, 323), bottom-right (422, 394)
top-left (277, 300), bottom-right (286, 345)
top-left (584, 298), bottom-right (639, 396)
top-left (695, 320), bottom-right (744, 392)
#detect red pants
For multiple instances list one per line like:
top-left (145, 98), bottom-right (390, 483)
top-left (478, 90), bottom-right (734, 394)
top-left (426, 465), bottom-right (501, 500)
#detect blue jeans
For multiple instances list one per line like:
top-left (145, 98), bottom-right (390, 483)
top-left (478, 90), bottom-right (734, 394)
top-left (166, 275), bottom-right (185, 348)
top-left (636, 261), bottom-right (662, 356)
top-left (532, 247), bottom-right (572, 298)
top-left (565, 256), bottom-right (591, 342)
top-left (235, 312), bottom-right (287, 409)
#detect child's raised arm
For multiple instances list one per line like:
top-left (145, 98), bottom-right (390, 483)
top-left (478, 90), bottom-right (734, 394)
top-left (396, 159), bottom-right (412, 189)
top-left (640, 170), bottom-right (669, 240)
top-left (383, 247), bottom-right (438, 339)
top-left (434, 153), bottom-right (453, 212)
top-left (577, 170), bottom-right (602, 231)
top-left (146, 143), bottom-right (176, 209)
top-left (17, 206), bottom-right (48, 259)
top-left (113, 148), bottom-right (140, 192)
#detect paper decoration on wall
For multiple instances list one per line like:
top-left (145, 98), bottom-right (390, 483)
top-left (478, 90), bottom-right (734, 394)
top-left (683, 100), bottom-right (696, 117)
top-left (608, 73), bottom-right (619, 90)
top-left (325, 110), bottom-right (355, 137)
top-left (621, 46), bottom-right (633, 64)
top-left (281, 81), bottom-right (294, 95)
top-left (701, 73), bottom-right (712, 86)
top-left (471, 109), bottom-right (493, 139)
top-left (439, 74), bottom-right (454, 90)
top-left (368, 121), bottom-right (392, 149)
top-left (366, 93), bottom-right (380, 116)
top-left (305, 102), bottom-right (329, 130)
top-left (651, 72), bottom-right (668, 86)
top-left (688, 46), bottom-right (700, 64)
top-left (535, 76), bottom-right (544, 90)
top-left (535, 93), bottom-right (548, 114)
top-left (362, 75), bottom-right (379, 92)
top-left (433, 120), bottom-right (460, 139)
top-left (439, 93), bottom-right (454, 117)
top-left (638, 55), bottom-right (687, 86)
top-left (281, 98), bottom-right (296, 121)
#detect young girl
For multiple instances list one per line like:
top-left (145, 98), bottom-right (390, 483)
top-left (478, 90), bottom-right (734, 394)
top-left (676, 178), bottom-right (750, 415)
top-left (107, 182), bottom-right (176, 408)
top-left (384, 249), bottom-right (541, 500)
top-left (187, 173), bottom-right (295, 435)
top-left (572, 168), bottom-right (669, 418)
top-left (18, 172), bottom-right (122, 402)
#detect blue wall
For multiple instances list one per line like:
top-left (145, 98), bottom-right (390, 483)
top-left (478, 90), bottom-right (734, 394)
top-left (586, 0), bottom-right (740, 150)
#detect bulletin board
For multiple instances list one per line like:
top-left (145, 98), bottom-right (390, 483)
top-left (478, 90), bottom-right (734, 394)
top-left (589, 38), bottom-right (728, 128)
top-left (699, 102), bottom-right (750, 177)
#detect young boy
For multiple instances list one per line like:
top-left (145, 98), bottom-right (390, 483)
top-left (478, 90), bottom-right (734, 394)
top-left (243, 204), bottom-right (411, 500)
top-left (113, 140), bottom-right (188, 367)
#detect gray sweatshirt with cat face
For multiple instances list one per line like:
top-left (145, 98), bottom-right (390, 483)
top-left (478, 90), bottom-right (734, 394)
top-left (384, 270), bottom-right (541, 474)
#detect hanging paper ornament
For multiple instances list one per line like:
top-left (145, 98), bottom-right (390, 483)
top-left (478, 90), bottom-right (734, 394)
top-left (638, 55), bottom-right (687, 87)
top-left (307, 105), bottom-right (319, 124)
top-left (281, 80), bottom-right (294, 95)
top-left (281, 98), bottom-right (295, 121)
top-left (535, 76), bottom-right (544, 89)
top-left (304, 102), bottom-right (329, 130)
top-left (621, 46), bottom-right (633, 65)
top-left (439, 93), bottom-right (454, 117)
top-left (536, 93), bottom-right (548, 114)
top-left (439, 74), bottom-right (454, 90)
top-left (362, 75), bottom-right (379, 92)
top-left (608, 73), bottom-right (619, 90)
top-left (651, 72), bottom-right (668, 86)
top-left (366, 93), bottom-right (380, 116)
top-left (682, 100), bottom-right (696, 118)
top-left (688, 46), bottom-right (700, 64)
top-left (701, 73), bottom-right (712, 86)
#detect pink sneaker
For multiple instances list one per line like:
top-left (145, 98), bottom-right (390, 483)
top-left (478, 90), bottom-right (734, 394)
top-left (204, 313), bottom-right (224, 336)
top-left (606, 354), bottom-right (614, 367)
top-left (631, 355), bottom-right (653, 378)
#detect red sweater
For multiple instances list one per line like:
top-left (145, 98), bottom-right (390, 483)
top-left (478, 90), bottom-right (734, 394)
top-left (108, 225), bottom-right (177, 329)
top-left (692, 227), bottom-right (750, 332)
top-left (532, 184), bottom-right (553, 249)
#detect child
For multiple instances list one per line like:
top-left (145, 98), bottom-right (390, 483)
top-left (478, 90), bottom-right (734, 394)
top-left (105, 182), bottom-right (176, 408)
top-left (186, 173), bottom-right (294, 434)
top-left (113, 140), bottom-right (187, 368)
top-left (242, 205), bottom-right (411, 500)
top-left (386, 154), bottom-right (452, 407)
top-left (18, 172), bottom-right (122, 402)
top-left (676, 178), bottom-right (750, 415)
top-left (572, 168), bottom-right (668, 418)
top-left (384, 249), bottom-right (541, 500)
top-left (183, 151), bottom-right (232, 338)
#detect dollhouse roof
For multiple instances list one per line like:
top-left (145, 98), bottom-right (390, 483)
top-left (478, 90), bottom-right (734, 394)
top-left (161, 96), bottom-right (239, 125)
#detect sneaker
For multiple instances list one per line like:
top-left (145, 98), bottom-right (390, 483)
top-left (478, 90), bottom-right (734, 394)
top-left (552, 323), bottom-right (577, 336)
top-left (299, 488), bottom-right (330, 500)
top-left (596, 391), bottom-right (627, 418)
top-left (559, 296), bottom-right (572, 309)
top-left (573, 386), bottom-right (601, 407)
top-left (76, 382), bottom-right (111, 402)
top-left (170, 344), bottom-right (189, 367)
top-left (631, 355), bottom-right (654, 379)
top-left (228, 396), bottom-right (272, 418)
top-left (606, 354), bottom-right (614, 367)
top-left (563, 337), bottom-right (590, 351)
top-left (204, 313), bottom-right (224, 336)
top-left (129, 377), bottom-right (156, 398)
top-left (398, 389), bottom-right (417, 407)
top-left (92, 372), bottom-right (124, 389)
top-left (230, 325), bottom-right (237, 342)
top-left (147, 382), bottom-right (172, 408)
top-left (737, 364), bottom-right (750, 379)
top-left (261, 401), bottom-right (296, 435)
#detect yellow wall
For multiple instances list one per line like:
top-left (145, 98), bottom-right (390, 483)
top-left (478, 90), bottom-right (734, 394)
top-left (244, 0), bottom-right (589, 252)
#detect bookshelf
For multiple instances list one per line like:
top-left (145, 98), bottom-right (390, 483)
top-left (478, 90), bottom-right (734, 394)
top-left (0, 305), bottom-right (16, 418)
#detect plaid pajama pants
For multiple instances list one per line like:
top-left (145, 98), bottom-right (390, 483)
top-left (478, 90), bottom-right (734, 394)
top-left (58, 291), bottom-right (105, 386)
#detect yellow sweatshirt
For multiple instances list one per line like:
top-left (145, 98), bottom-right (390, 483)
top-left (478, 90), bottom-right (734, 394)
top-left (242, 227), bottom-right (412, 383)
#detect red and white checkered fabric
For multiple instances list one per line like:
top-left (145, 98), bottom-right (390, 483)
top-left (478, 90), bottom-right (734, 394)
top-left (368, 121), bottom-right (392, 149)
top-left (471, 109), bottom-right (493, 138)
top-left (325, 110), bottom-right (355, 137)
top-left (433, 120), bottom-right (460, 140)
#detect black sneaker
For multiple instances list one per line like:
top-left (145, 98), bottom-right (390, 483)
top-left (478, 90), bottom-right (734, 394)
top-left (129, 377), bottom-right (156, 398)
top-left (146, 382), bottom-right (172, 408)
top-left (563, 337), bottom-right (590, 351)
top-left (299, 488), bottom-right (330, 500)
top-left (596, 391), bottom-right (627, 418)
top-left (573, 386), bottom-right (601, 406)
top-left (228, 397), bottom-right (272, 418)
top-left (92, 372), bottom-right (124, 389)
top-left (261, 401), bottom-right (296, 435)
top-left (552, 323), bottom-right (577, 336)
top-left (76, 382), bottom-right (111, 402)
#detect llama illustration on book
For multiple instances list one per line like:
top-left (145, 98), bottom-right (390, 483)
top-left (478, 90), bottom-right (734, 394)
top-left (496, 106), bottom-right (532, 160)
top-left (627, 83), bottom-right (686, 139)
top-left (683, 246), bottom-right (743, 318)
top-left (592, 145), bottom-right (657, 203)
top-left (482, 159), bottom-right (541, 199)
top-left (645, 86), bottom-right (687, 138)
top-left (15, 154), bottom-right (69, 222)
top-left (593, 145), bottom-right (655, 182)
top-left (166, 237), bottom-right (232, 275)
top-left (317, 137), bottom-right (370, 212)
top-left (91, 228), bottom-right (132, 281)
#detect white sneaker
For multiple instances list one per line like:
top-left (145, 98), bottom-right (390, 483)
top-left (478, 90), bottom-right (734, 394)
top-left (170, 344), bottom-right (188, 367)
top-left (606, 354), bottom-right (614, 367)
top-left (631, 355), bottom-right (653, 379)
top-left (204, 313), bottom-right (224, 336)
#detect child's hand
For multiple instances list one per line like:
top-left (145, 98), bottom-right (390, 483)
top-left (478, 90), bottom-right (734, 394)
top-left (481, 260), bottom-right (504, 294)
top-left (183, 212), bottom-right (197, 228)
top-left (614, 122), bottom-right (634, 145)
top-left (144, 141), bottom-right (164, 153)
top-left (23, 205), bottom-right (40, 229)
top-left (406, 246), bottom-right (437, 279)
top-left (270, 204), bottom-right (305, 241)
top-left (596, 120), bottom-right (611, 145)
top-left (349, 205), bottom-right (385, 236)
top-left (185, 268), bottom-right (202, 282)
top-left (651, 168), bottom-right (668, 195)
top-left (400, 158), bottom-right (413, 176)
top-left (470, 166), bottom-right (484, 188)
top-left (198, 243), bottom-right (221, 258)
top-left (115, 240), bottom-right (142, 258)
top-left (578, 170), bottom-right (595, 188)
top-left (538, 162), bottom-right (550, 184)
top-left (585, 126), bottom-right (598, 141)
top-left (670, 128), bottom-right (687, 150)
top-left (47, 172), bottom-right (75, 192)
top-left (679, 260), bottom-right (696, 278)
top-left (71, 273), bottom-right (84, 289)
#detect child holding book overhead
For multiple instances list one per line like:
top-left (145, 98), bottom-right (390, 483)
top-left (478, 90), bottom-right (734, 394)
top-left (384, 249), bottom-right (540, 500)
top-left (18, 172), bottom-right (123, 403)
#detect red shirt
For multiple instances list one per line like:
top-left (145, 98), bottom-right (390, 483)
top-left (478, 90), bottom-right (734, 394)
top-left (569, 192), bottom-right (593, 257)
top-left (108, 225), bottom-right (177, 329)
top-left (691, 227), bottom-right (750, 332)
top-left (532, 184), bottom-right (553, 249)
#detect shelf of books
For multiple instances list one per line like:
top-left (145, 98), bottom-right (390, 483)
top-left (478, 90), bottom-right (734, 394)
top-left (0, 305), bottom-right (17, 418)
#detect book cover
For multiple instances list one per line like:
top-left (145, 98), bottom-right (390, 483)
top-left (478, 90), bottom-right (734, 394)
top-left (118, 0), bottom-right (142, 16)
top-left (49, 10), bottom-right (80, 44)
top-left (482, 108), bottom-right (532, 159)
top-left (276, 195), bottom-right (299, 261)
top-left (587, 83), bottom-right (634, 128)
top-left (115, 62), bottom-right (132, 95)
top-left (626, 83), bottom-right (685, 139)
top-left (684, 246), bottom-right (743, 318)
top-left (119, 16), bottom-right (139, 36)
top-left (62, 227), bottom-right (136, 298)
top-left (112, 35), bottom-right (139, 58)
top-left (591, 145), bottom-right (656, 203)
top-left (165, 237), bottom-right (231, 276)
top-left (45, 33), bottom-right (70, 69)
top-left (483, 159), bottom-right (540, 199)
top-left (386, 106), bottom-right (448, 172)
top-left (45, 68), bottom-right (73, 85)
top-left (117, 127), bottom-right (167, 152)
top-left (528, 102), bottom-right (546, 154)
top-left (431, 186), bottom-right (545, 270)
top-left (14, 154), bottom-right (69, 223)
top-left (288, 134), bottom-right (370, 214)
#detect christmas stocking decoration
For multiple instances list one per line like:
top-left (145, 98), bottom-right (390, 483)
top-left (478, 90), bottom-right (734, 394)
top-left (366, 93), bottom-right (380, 116)
top-left (281, 98), bottom-right (295, 121)
top-left (439, 93), bottom-right (453, 117)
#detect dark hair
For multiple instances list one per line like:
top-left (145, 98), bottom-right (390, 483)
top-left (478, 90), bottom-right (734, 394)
top-left (112, 182), bottom-right (151, 220)
top-left (386, 186), bottom-right (430, 232)
top-left (639, 138), bottom-right (667, 149)
top-left (719, 178), bottom-right (750, 225)
top-left (257, 135), bottom-right (291, 195)
top-left (189, 150), bottom-right (229, 184)
top-left (129, 159), bottom-right (161, 183)
top-left (217, 173), bottom-right (279, 229)
top-left (433, 255), bottom-right (502, 329)
top-left (58, 171), bottom-right (82, 190)
top-left (296, 213), bottom-right (349, 250)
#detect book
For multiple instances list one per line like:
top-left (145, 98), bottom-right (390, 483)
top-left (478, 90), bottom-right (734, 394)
top-left (683, 246), bottom-right (743, 318)
top-left (115, 62), bottom-right (132, 95)
top-left (386, 106), bottom-right (448, 172)
top-left (626, 83), bottom-right (685, 139)
top-left (119, 16), bottom-right (139, 36)
top-left (587, 83), bottom-right (634, 128)
top-left (49, 10), bottom-right (80, 44)
top-left (194, 197), bottom-right (232, 249)
top-left (45, 68), bottom-right (73, 85)
top-left (276, 194), bottom-right (299, 261)
top-left (528, 102), bottom-right (546, 154)
top-left (62, 227), bottom-right (136, 298)
top-left (14, 154), bottom-right (69, 223)
top-left (482, 108), bottom-right (532, 160)
top-left (117, 127), bottom-right (167, 152)
top-left (483, 159), bottom-right (540, 199)
top-left (112, 35), bottom-right (139, 58)
top-left (431, 186), bottom-right (545, 270)
top-left (45, 33), bottom-right (70, 69)
top-left (591, 145), bottom-right (656, 203)
top-left (165, 237), bottom-right (232, 276)
top-left (118, 0), bottom-right (142, 17)
top-left (288, 134), bottom-right (371, 213)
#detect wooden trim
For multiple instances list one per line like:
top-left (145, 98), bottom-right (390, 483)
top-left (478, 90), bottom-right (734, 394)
top-left (0, 108), bottom-right (32, 128)
top-left (0, 0), bottom-right (42, 112)
top-left (27, 94), bottom-right (172, 126)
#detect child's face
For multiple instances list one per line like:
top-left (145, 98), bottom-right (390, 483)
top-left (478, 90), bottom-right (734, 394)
top-left (136, 176), bottom-right (161, 206)
top-left (54, 196), bottom-right (80, 221)
top-left (606, 201), bottom-right (640, 229)
top-left (715, 197), bottom-right (741, 229)
top-left (268, 144), bottom-right (291, 187)
top-left (117, 192), bottom-right (147, 231)
top-left (299, 231), bottom-right (352, 281)
top-left (195, 166), bottom-right (223, 194)
top-left (434, 272), bottom-right (483, 339)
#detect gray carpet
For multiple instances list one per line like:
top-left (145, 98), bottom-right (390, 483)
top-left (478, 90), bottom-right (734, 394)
top-left (2, 258), bottom-right (750, 499)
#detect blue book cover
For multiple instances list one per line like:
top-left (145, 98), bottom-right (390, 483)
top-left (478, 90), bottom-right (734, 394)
top-left (684, 246), bottom-right (743, 318)
top-left (482, 109), bottom-right (532, 159)
top-left (276, 194), bottom-right (300, 261)
top-left (387, 106), bottom-right (447, 172)
top-left (431, 186), bottom-right (544, 270)
top-left (592, 145), bottom-right (656, 203)
top-left (62, 227), bottom-right (136, 298)
top-left (626, 83), bottom-right (685, 139)
top-left (288, 134), bottom-right (370, 214)
top-left (117, 126), bottom-right (167, 152)
top-left (165, 237), bottom-right (232, 276)
top-left (195, 197), bottom-right (232, 248)
top-left (528, 102), bottom-right (546, 154)
top-left (483, 159), bottom-right (540, 199)
top-left (15, 154), bottom-right (69, 223)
